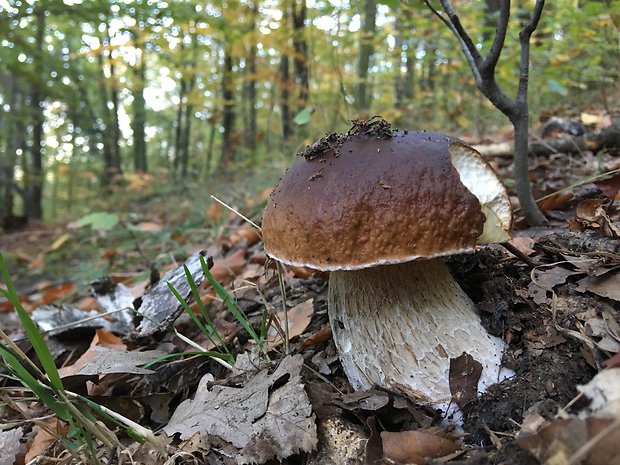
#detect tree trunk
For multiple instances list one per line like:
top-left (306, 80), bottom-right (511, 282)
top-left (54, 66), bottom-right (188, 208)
top-left (356, 0), bottom-right (377, 112)
top-left (220, 44), bottom-right (236, 168)
top-left (292, 0), bottom-right (309, 111)
top-left (243, 3), bottom-right (259, 155)
top-left (132, 44), bottom-right (147, 173)
top-left (280, 4), bottom-right (293, 140)
top-left (181, 73), bottom-right (196, 177)
top-left (109, 58), bottom-right (122, 177)
top-left (27, 6), bottom-right (46, 219)
top-left (1, 75), bottom-right (23, 227)
top-left (174, 77), bottom-right (187, 174)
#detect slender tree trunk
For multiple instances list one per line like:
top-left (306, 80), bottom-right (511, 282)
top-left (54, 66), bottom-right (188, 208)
top-left (243, 3), bottom-right (259, 154)
top-left (292, 0), bottom-right (309, 111)
top-left (174, 77), bottom-right (187, 174)
top-left (109, 58), bottom-right (122, 177)
top-left (220, 44), bottom-right (236, 168)
top-left (97, 32), bottom-right (116, 184)
top-left (181, 74), bottom-right (195, 177)
top-left (1, 75), bottom-right (23, 226)
top-left (356, 0), bottom-right (377, 112)
top-left (132, 45), bottom-right (147, 173)
top-left (280, 4), bottom-right (293, 140)
top-left (27, 6), bottom-right (46, 219)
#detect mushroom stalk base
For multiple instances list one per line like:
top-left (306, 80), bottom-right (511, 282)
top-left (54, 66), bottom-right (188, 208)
top-left (328, 259), bottom-right (509, 406)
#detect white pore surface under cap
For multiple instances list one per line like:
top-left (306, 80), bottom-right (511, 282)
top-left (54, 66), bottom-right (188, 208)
top-left (449, 142), bottom-right (512, 244)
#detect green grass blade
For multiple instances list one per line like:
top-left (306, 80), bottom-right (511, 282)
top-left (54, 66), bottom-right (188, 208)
top-left (182, 264), bottom-right (230, 351)
top-left (0, 253), bottom-right (64, 391)
top-left (143, 350), bottom-right (234, 368)
top-left (199, 256), bottom-right (265, 354)
top-left (0, 343), bottom-right (70, 421)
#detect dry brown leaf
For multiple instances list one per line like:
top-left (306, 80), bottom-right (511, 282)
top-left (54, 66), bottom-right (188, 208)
top-left (381, 429), bottom-right (461, 464)
top-left (509, 236), bottom-right (536, 256)
top-left (26, 420), bottom-right (67, 463)
top-left (226, 224), bottom-right (261, 247)
top-left (92, 329), bottom-right (126, 348)
top-left (516, 417), bottom-right (620, 465)
top-left (210, 249), bottom-right (246, 282)
top-left (267, 299), bottom-right (314, 347)
top-left (134, 221), bottom-right (163, 232)
top-left (300, 324), bottom-right (333, 349)
top-left (539, 191), bottom-right (575, 212)
top-left (528, 266), bottom-right (575, 305)
top-left (594, 172), bottom-right (620, 200)
top-left (449, 353), bottom-right (482, 408)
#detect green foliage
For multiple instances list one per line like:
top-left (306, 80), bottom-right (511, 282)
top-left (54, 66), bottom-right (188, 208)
top-left (164, 254), bottom-right (269, 368)
top-left (74, 212), bottom-right (120, 231)
top-left (0, 0), bottom-right (616, 222)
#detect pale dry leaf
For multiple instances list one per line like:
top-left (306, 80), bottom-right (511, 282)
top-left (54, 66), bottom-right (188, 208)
top-left (58, 346), bottom-right (165, 378)
top-left (164, 354), bottom-right (317, 465)
top-left (381, 429), bottom-right (461, 464)
top-left (0, 427), bottom-right (23, 465)
top-left (576, 272), bottom-right (620, 303)
top-left (528, 266), bottom-right (575, 305)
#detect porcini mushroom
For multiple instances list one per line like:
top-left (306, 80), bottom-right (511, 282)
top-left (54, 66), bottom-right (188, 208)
top-left (262, 118), bottom-right (513, 410)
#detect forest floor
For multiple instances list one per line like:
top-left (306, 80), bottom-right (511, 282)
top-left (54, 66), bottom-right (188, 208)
top-left (1, 119), bottom-right (620, 465)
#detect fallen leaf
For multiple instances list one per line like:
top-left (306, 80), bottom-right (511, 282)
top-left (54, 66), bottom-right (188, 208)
top-left (267, 299), bottom-right (314, 347)
top-left (226, 224), bottom-right (261, 247)
top-left (164, 355), bottom-right (317, 464)
top-left (133, 221), bottom-right (163, 232)
top-left (576, 272), bottom-right (620, 302)
top-left (516, 417), bottom-right (620, 465)
top-left (449, 352), bottom-right (483, 408)
top-left (0, 427), bottom-right (23, 465)
top-left (528, 266), bottom-right (575, 305)
top-left (381, 429), bottom-right (461, 464)
top-left (209, 249), bottom-right (246, 282)
top-left (594, 172), bottom-right (620, 200)
top-left (509, 236), bottom-right (536, 256)
top-left (58, 346), bottom-right (165, 379)
top-left (300, 324), bottom-right (333, 349)
top-left (47, 233), bottom-right (71, 252)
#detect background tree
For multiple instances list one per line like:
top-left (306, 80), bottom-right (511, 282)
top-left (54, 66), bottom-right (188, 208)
top-left (425, 0), bottom-right (547, 226)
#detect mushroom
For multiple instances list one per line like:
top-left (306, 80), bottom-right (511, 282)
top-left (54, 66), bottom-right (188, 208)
top-left (261, 119), bottom-right (513, 411)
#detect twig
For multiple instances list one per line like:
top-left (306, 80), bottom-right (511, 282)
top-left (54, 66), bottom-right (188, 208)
top-left (501, 242), bottom-right (538, 268)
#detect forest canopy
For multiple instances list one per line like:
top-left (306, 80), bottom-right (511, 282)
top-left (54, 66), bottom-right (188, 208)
top-left (0, 0), bottom-right (618, 224)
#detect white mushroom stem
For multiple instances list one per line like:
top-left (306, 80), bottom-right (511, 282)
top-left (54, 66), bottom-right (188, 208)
top-left (328, 258), bottom-right (511, 407)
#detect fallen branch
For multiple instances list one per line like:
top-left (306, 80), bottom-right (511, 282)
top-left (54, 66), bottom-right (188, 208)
top-left (474, 124), bottom-right (620, 158)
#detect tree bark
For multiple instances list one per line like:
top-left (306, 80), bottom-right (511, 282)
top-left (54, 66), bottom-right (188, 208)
top-left (356, 0), bottom-right (377, 112)
top-left (132, 44), bottom-right (147, 173)
top-left (220, 44), bottom-right (236, 168)
top-left (243, 3), bottom-right (259, 154)
top-left (292, 0), bottom-right (309, 111)
top-left (280, 3), bottom-right (293, 140)
top-left (27, 6), bottom-right (46, 219)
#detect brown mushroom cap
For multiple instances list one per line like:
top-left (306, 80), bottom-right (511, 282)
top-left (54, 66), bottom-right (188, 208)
top-left (262, 130), bottom-right (493, 271)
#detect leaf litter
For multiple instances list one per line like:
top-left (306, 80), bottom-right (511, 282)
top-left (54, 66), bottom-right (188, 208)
top-left (2, 122), bottom-right (620, 464)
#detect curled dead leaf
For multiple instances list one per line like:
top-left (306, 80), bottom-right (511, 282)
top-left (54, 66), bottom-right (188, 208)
top-left (381, 429), bottom-right (461, 464)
